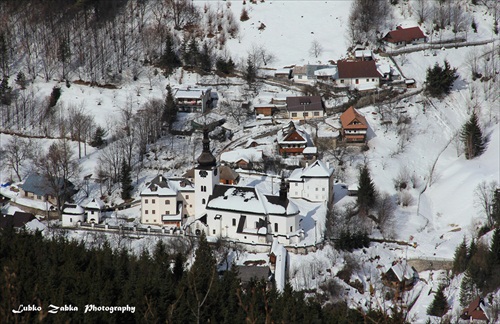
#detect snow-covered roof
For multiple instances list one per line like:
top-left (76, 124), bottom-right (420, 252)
top-left (141, 175), bottom-right (177, 196)
top-left (84, 198), bottom-right (105, 210)
top-left (314, 67), bottom-right (338, 78)
top-left (302, 147), bottom-right (317, 154)
top-left (270, 238), bottom-right (287, 292)
top-left (62, 204), bottom-right (85, 215)
top-left (386, 261), bottom-right (417, 282)
top-left (288, 160), bottom-right (334, 181)
top-left (221, 148), bottom-right (263, 164)
top-left (207, 185), bottom-right (299, 216)
top-left (377, 64), bottom-right (391, 75)
top-left (167, 178), bottom-right (195, 192)
top-left (174, 87), bottom-right (211, 99)
top-left (275, 68), bottom-right (291, 74)
top-left (355, 50), bottom-right (373, 58)
top-left (277, 122), bottom-right (309, 144)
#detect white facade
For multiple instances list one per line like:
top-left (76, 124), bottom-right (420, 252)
top-left (83, 198), bottom-right (105, 223)
top-left (194, 166), bottom-right (219, 216)
top-left (288, 160), bottom-right (335, 204)
top-left (61, 204), bottom-right (85, 227)
top-left (337, 77), bottom-right (380, 90)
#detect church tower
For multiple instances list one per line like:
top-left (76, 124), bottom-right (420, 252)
top-left (194, 128), bottom-right (219, 216)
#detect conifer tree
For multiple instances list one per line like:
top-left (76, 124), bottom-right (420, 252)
top-left (199, 43), bottom-right (212, 73)
top-left (120, 159), bottom-right (133, 200)
top-left (460, 270), bottom-right (478, 307)
top-left (489, 228), bottom-right (500, 267)
top-left (215, 57), bottom-right (235, 75)
top-left (460, 112), bottom-right (486, 159)
top-left (427, 285), bottom-right (448, 317)
top-left (15, 71), bottom-right (27, 89)
top-left (425, 60), bottom-right (458, 97)
top-left (90, 126), bottom-right (107, 147)
top-left (162, 85), bottom-right (177, 130)
top-left (245, 55), bottom-right (256, 85)
top-left (492, 189), bottom-right (500, 226)
top-left (183, 38), bottom-right (200, 68)
top-left (0, 76), bottom-right (12, 105)
top-left (357, 165), bottom-right (377, 215)
top-left (160, 33), bottom-right (181, 74)
top-left (453, 237), bottom-right (469, 274)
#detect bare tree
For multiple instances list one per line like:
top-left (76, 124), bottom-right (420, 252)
top-left (474, 181), bottom-right (498, 227)
top-left (376, 192), bottom-right (396, 239)
top-left (248, 44), bottom-right (276, 68)
top-left (219, 99), bottom-right (249, 125)
top-left (4, 136), bottom-right (35, 182)
top-left (165, 0), bottom-right (200, 30)
top-left (413, 0), bottom-right (431, 24)
top-left (309, 40), bottom-right (323, 58)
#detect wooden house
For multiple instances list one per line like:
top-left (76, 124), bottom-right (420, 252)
top-left (340, 106), bottom-right (368, 143)
top-left (277, 122), bottom-right (308, 156)
top-left (382, 261), bottom-right (419, 291)
top-left (461, 297), bottom-right (490, 322)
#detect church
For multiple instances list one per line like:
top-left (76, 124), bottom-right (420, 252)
top-left (140, 129), bottom-right (334, 246)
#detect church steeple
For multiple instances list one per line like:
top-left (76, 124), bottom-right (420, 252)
top-left (279, 175), bottom-right (288, 201)
top-left (197, 128), bottom-right (216, 168)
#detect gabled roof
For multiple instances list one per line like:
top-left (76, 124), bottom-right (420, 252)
top-left (383, 26), bottom-right (426, 43)
top-left (337, 60), bottom-right (382, 79)
top-left (21, 174), bottom-right (71, 197)
top-left (219, 166), bottom-right (239, 181)
top-left (288, 160), bottom-right (334, 181)
top-left (462, 297), bottom-right (489, 321)
top-left (277, 122), bottom-right (308, 144)
top-left (83, 198), bottom-right (105, 210)
top-left (174, 87), bottom-right (211, 99)
top-left (0, 212), bottom-right (36, 229)
top-left (286, 96), bottom-right (323, 112)
top-left (340, 106), bottom-right (368, 130)
top-left (385, 262), bottom-right (417, 282)
top-left (220, 148), bottom-right (264, 164)
top-left (206, 185), bottom-right (299, 216)
top-left (141, 175), bottom-right (177, 196)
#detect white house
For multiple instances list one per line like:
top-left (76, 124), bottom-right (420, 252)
top-left (382, 26), bottom-right (427, 50)
top-left (83, 198), bottom-right (105, 224)
top-left (174, 86), bottom-right (212, 113)
top-left (288, 160), bottom-right (334, 205)
top-left (336, 60), bottom-right (382, 91)
top-left (61, 204), bottom-right (85, 227)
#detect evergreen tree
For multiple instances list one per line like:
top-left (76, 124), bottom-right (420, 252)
top-left (0, 76), bottom-right (12, 105)
top-left (120, 159), bottom-right (133, 200)
top-left (459, 270), bottom-right (478, 307)
top-left (90, 126), bottom-right (107, 147)
top-left (160, 33), bottom-right (181, 74)
top-left (427, 285), bottom-right (448, 317)
top-left (48, 86), bottom-right (62, 108)
top-left (183, 38), bottom-right (200, 68)
top-left (245, 55), bottom-right (256, 85)
top-left (357, 165), bottom-right (377, 216)
top-left (489, 228), bottom-right (500, 267)
top-left (15, 71), bottom-right (27, 89)
top-left (492, 189), bottom-right (500, 226)
top-left (58, 37), bottom-right (71, 79)
top-left (215, 57), bottom-right (235, 75)
top-left (460, 112), bottom-right (486, 159)
top-left (453, 237), bottom-right (469, 274)
top-left (162, 84), bottom-right (178, 130)
top-left (425, 60), bottom-right (458, 97)
top-left (173, 252), bottom-right (184, 281)
top-left (199, 43), bottom-right (212, 72)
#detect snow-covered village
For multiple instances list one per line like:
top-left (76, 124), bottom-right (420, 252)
top-left (0, 0), bottom-right (499, 322)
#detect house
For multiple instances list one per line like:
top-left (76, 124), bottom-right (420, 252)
top-left (293, 65), bottom-right (333, 84)
top-left (340, 106), bottom-right (369, 143)
top-left (382, 261), bottom-right (419, 291)
top-left (274, 68), bottom-right (292, 79)
top-left (220, 148), bottom-right (264, 170)
top-left (140, 175), bottom-right (195, 227)
top-left (288, 160), bottom-right (334, 205)
top-left (174, 86), bottom-right (213, 113)
top-left (286, 96), bottom-right (324, 120)
top-left (314, 67), bottom-right (338, 83)
top-left (461, 297), bottom-right (490, 322)
top-left (382, 26), bottom-right (427, 50)
top-left (0, 212), bottom-right (36, 229)
top-left (354, 50), bottom-right (374, 61)
top-left (336, 61), bottom-right (382, 90)
top-left (83, 198), bottom-right (105, 224)
top-left (254, 103), bottom-right (279, 118)
top-left (61, 204), bottom-right (85, 227)
top-left (20, 174), bottom-right (75, 205)
top-left (277, 122), bottom-right (309, 156)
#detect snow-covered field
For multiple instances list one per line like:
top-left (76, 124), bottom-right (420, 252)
top-left (1, 0), bottom-right (499, 322)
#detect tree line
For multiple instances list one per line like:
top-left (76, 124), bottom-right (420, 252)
top-left (0, 228), bottom-right (409, 323)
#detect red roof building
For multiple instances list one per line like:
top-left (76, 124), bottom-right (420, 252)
top-left (336, 61), bottom-right (382, 90)
top-left (382, 26), bottom-right (427, 49)
top-left (461, 297), bottom-right (489, 322)
top-left (340, 106), bottom-right (368, 143)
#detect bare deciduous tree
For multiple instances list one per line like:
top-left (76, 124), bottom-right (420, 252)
top-left (474, 181), bottom-right (498, 227)
top-left (376, 192), bottom-right (396, 239)
top-left (4, 136), bottom-right (35, 182)
top-left (309, 40), bottom-right (323, 58)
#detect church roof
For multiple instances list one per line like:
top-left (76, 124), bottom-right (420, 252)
top-left (207, 185), bottom-right (299, 216)
top-left (197, 129), bottom-right (217, 168)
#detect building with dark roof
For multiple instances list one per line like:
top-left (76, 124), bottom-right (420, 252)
top-left (336, 61), bottom-right (382, 90)
top-left (286, 96), bottom-right (324, 119)
top-left (20, 174), bottom-right (75, 205)
top-left (0, 212), bottom-right (36, 229)
top-left (382, 26), bottom-right (427, 49)
top-left (340, 106), bottom-right (369, 143)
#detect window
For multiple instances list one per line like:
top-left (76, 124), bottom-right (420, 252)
top-left (274, 223), bottom-right (278, 232)
top-left (152, 210), bottom-right (155, 214)
top-left (145, 210), bottom-right (149, 214)
top-left (315, 187), bottom-right (318, 191)
top-left (303, 112), bottom-right (308, 117)
top-left (292, 112), bottom-right (297, 117)
top-left (70, 218), bottom-right (73, 223)
top-left (366, 79), bottom-right (369, 82)
top-left (232, 218), bottom-right (236, 226)
top-left (37, 195), bottom-right (41, 200)
top-left (165, 200), bottom-right (170, 205)
top-left (152, 199), bottom-right (155, 204)
top-left (213, 229), bottom-right (216, 235)
top-left (355, 79), bottom-right (359, 84)
top-left (189, 204), bottom-right (192, 208)
top-left (295, 183), bottom-right (298, 187)
top-left (298, 75), bottom-right (303, 79)
top-left (202, 198), bottom-right (206, 204)
top-left (186, 195), bottom-right (189, 199)
top-left (372, 78), bottom-right (375, 82)
top-left (145, 199), bottom-right (148, 204)
top-left (91, 211), bottom-right (95, 214)
top-left (322, 188), bottom-right (325, 191)
top-left (25, 192), bottom-right (28, 197)
top-left (314, 112), bottom-right (320, 116)
top-left (290, 226), bottom-right (293, 232)
top-left (340, 79), bottom-right (344, 84)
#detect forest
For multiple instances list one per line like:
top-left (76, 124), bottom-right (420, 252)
top-left (0, 227), bottom-right (410, 323)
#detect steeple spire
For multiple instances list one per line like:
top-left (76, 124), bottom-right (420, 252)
top-left (197, 128), bottom-right (216, 168)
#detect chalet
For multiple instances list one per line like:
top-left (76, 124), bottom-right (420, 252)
top-left (382, 26), bottom-right (427, 50)
top-left (382, 261), bottom-right (419, 291)
top-left (174, 87), bottom-right (213, 113)
top-left (288, 160), bottom-right (334, 205)
top-left (20, 174), bottom-right (75, 205)
top-left (286, 96), bottom-right (324, 120)
top-left (277, 122), bottom-right (309, 156)
top-left (336, 61), bottom-right (382, 90)
top-left (461, 297), bottom-right (490, 322)
top-left (83, 198), bottom-right (105, 224)
top-left (340, 106), bottom-right (368, 143)
top-left (61, 204), bottom-right (85, 227)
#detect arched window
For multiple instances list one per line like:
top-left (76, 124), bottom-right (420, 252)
top-left (202, 198), bottom-right (206, 205)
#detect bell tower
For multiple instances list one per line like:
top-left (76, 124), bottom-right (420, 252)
top-left (194, 128), bottom-right (219, 216)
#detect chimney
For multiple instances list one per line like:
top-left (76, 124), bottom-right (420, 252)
top-left (279, 175), bottom-right (287, 201)
top-left (327, 162), bottom-right (330, 169)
